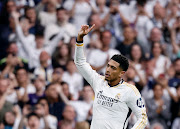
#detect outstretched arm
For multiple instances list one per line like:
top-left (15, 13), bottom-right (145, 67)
top-left (74, 24), bottom-right (102, 90)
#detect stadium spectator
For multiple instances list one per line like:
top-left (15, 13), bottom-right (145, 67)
top-left (22, 75), bottom-right (45, 105)
top-left (45, 7), bottom-right (76, 44)
top-left (45, 82), bottom-right (68, 121)
top-left (146, 84), bottom-right (171, 129)
top-left (38, 97), bottom-right (58, 129)
top-left (51, 67), bottom-right (64, 84)
top-left (116, 26), bottom-right (137, 57)
top-left (58, 105), bottom-right (76, 129)
top-left (64, 0), bottom-right (96, 31)
top-left (52, 43), bottom-right (71, 70)
top-left (150, 42), bottom-right (171, 78)
top-left (15, 67), bottom-right (36, 102)
top-left (24, 7), bottom-right (39, 34)
top-left (0, 79), bottom-right (13, 123)
top-left (62, 59), bottom-right (83, 100)
top-left (38, 0), bottom-right (57, 27)
top-left (13, 11), bottom-right (64, 69)
top-left (0, 42), bottom-right (28, 74)
top-left (61, 82), bottom-right (73, 100)
top-left (151, 2), bottom-right (165, 29)
top-left (169, 58), bottom-right (180, 87)
top-left (34, 51), bottom-right (53, 83)
top-left (70, 85), bottom-right (94, 122)
top-left (87, 30), bottom-right (120, 75)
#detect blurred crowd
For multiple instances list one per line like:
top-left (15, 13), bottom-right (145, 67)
top-left (0, 0), bottom-right (180, 129)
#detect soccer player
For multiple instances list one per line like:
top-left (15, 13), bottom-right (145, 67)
top-left (74, 24), bottom-right (148, 129)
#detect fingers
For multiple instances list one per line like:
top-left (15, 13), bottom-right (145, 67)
top-left (89, 24), bottom-right (95, 32)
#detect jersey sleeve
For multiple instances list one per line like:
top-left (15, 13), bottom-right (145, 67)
top-left (126, 87), bottom-right (148, 129)
top-left (74, 42), bottom-right (101, 91)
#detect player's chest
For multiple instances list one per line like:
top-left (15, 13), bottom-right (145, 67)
top-left (94, 86), bottom-right (128, 110)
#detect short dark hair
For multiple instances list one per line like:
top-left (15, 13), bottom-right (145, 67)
top-left (27, 112), bottom-right (40, 120)
top-left (173, 57), bottom-right (180, 64)
top-left (56, 7), bottom-right (66, 12)
top-left (111, 54), bottom-right (129, 71)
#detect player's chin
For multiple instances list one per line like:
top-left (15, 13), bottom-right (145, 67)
top-left (105, 76), bottom-right (110, 81)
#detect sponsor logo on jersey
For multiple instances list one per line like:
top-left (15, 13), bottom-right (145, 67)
top-left (136, 98), bottom-right (145, 108)
top-left (96, 91), bottom-right (119, 107)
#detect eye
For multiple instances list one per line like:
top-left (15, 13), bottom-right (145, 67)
top-left (111, 66), bottom-right (116, 70)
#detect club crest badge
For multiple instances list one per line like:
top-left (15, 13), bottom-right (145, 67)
top-left (115, 93), bottom-right (121, 99)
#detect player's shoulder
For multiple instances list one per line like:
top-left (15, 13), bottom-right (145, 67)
top-left (122, 82), bottom-right (140, 96)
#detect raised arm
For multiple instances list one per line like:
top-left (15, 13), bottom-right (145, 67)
top-left (12, 11), bottom-right (34, 56)
top-left (74, 24), bottom-right (102, 90)
top-left (44, 30), bottom-right (64, 56)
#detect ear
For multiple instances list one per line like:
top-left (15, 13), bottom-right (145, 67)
top-left (118, 71), bottom-right (125, 78)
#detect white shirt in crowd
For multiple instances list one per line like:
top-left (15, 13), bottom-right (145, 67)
top-left (45, 22), bottom-right (76, 44)
top-left (87, 48), bottom-right (120, 75)
top-left (70, 100), bottom-right (93, 122)
top-left (16, 25), bottom-right (64, 69)
top-left (62, 71), bottom-right (83, 100)
top-left (40, 115), bottom-right (58, 129)
top-left (38, 11), bottom-right (57, 27)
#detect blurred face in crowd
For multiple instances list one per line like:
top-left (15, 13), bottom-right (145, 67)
top-left (82, 86), bottom-right (94, 101)
top-left (7, 43), bottom-right (18, 55)
top-left (59, 44), bottom-right (69, 57)
top-left (152, 42), bottom-right (162, 57)
top-left (90, 14), bottom-right (102, 29)
top-left (6, 0), bottom-right (16, 13)
top-left (39, 99), bottom-right (49, 114)
top-left (153, 84), bottom-right (163, 99)
top-left (39, 51), bottom-right (50, 65)
top-left (52, 68), bottom-right (63, 83)
top-left (34, 76), bottom-right (45, 91)
top-left (130, 44), bottom-right (142, 61)
top-left (28, 115), bottom-right (40, 129)
top-left (20, 18), bottom-right (31, 35)
top-left (16, 69), bottom-right (28, 84)
top-left (25, 8), bottom-right (36, 23)
top-left (35, 36), bottom-right (44, 49)
top-left (45, 84), bottom-right (59, 100)
top-left (126, 66), bottom-right (136, 80)
top-left (96, 0), bottom-right (106, 6)
top-left (62, 83), bottom-right (70, 98)
top-left (67, 60), bottom-right (76, 74)
top-left (4, 112), bottom-right (15, 126)
top-left (170, 3), bottom-right (178, 15)
top-left (35, 103), bottom-right (44, 117)
top-left (101, 31), bottom-right (112, 47)
top-left (47, 0), bottom-right (56, 12)
top-left (150, 28), bottom-right (162, 42)
top-left (57, 9), bottom-right (68, 23)
top-left (153, 3), bottom-right (165, 19)
top-left (62, 105), bottom-right (76, 121)
top-left (174, 59), bottom-right (180, 76)
top-left (0, 79), bottom-right (9, 95)
top-left (123, 26), bottom-right (136, 41)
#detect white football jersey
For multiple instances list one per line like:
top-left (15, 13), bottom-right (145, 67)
top-left (74, 43), bottom-right (148, 129)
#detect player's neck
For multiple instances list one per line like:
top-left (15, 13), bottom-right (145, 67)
top-left (108, 78), bottom-right (122, 87)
